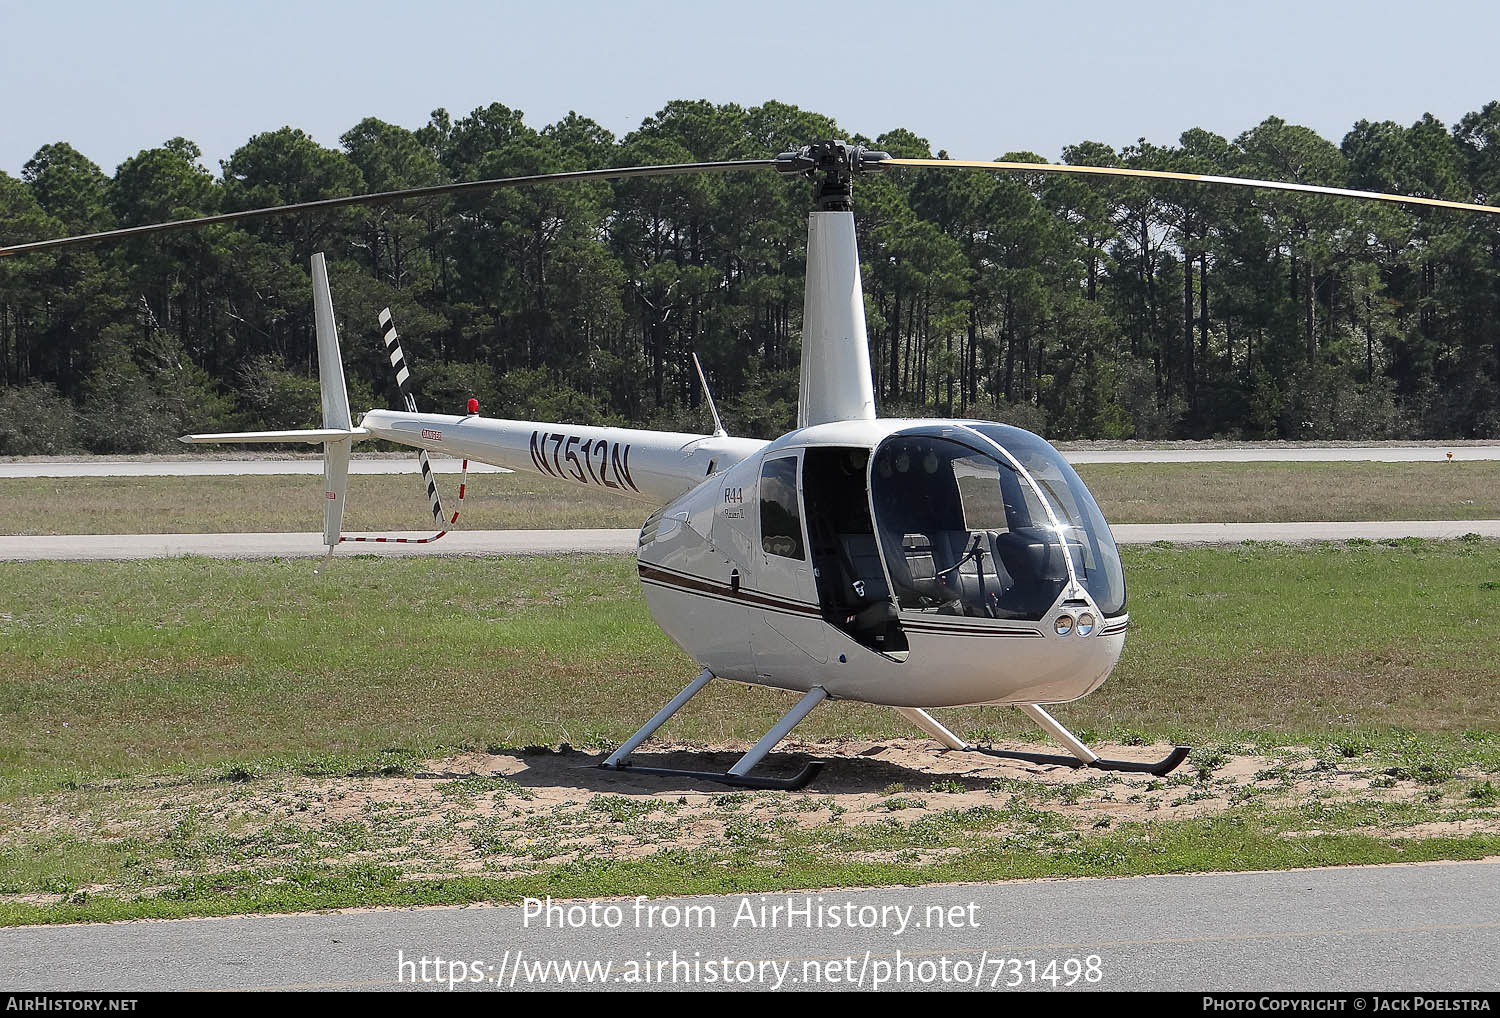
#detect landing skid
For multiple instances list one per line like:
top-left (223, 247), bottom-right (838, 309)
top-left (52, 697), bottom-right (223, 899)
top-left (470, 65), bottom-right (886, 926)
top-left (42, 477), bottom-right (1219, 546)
top-left (896, 703), bottom-right (1191, 777)
top-left (603, 761), bottom-right (824, 791)
top-left (601, 674), bottom-right (1189, 789)
top-left (599, 669), bottom-right (828, 789)
top-left (967, 745), bottom-right (1190, 777)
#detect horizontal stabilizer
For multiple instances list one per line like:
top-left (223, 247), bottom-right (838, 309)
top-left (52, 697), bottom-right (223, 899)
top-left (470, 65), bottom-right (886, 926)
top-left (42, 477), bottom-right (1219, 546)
top-left (179, 428), bottom-right (371, 445)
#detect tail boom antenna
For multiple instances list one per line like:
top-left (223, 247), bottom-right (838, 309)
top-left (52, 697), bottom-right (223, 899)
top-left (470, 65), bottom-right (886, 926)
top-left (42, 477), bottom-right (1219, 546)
top-left (691, 352), bottom-right (728, 438)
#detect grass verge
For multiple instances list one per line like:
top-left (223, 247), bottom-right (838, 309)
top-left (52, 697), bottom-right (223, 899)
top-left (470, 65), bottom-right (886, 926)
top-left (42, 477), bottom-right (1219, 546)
top-left (2, 461), bottom-right (1498, 535)
top-left (0, 470), bottom-right (642, 535)
top-left (5, 819), bottom-right (1496, 927)
top-left (3, 539), bottom-right (1497, 792)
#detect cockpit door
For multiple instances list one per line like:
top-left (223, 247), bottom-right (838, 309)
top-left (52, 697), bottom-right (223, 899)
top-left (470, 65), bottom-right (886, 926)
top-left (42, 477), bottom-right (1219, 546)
top-left (751, 450), bottom-right (828, 675)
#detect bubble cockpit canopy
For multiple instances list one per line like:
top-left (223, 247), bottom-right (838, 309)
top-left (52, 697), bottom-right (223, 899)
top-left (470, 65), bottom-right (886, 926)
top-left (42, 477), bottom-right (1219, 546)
top-left (868, 424), bottom-right (1126, 621)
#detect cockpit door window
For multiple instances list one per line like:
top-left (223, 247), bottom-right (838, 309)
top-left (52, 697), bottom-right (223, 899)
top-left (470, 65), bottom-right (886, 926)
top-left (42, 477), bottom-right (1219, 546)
top-left (758, 455), bottom-right (805, 560)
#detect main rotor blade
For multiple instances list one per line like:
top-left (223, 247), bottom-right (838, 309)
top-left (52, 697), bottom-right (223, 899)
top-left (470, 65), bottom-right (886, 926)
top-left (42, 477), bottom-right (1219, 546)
top-left (0, 159), bottom-right (776, 258)
top-left (885, 158), bottom-right (1500, 217)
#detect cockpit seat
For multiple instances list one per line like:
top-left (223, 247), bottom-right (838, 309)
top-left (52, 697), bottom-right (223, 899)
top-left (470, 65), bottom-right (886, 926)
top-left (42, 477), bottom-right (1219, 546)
top-left (944, 530), bottom-right (1013, 611)
top-left (890, 532), bottom-right (963, 607)
top-left (888, 532), bottom-right (933, 602)
top-left (993, 528), bottom-right (1069, 582)
top-left (838, 534), bottom-right (890, 602)
top-left (830, 533), bottom-right (903, 654)
top-left (990, 528), bottom-right (1069, 615)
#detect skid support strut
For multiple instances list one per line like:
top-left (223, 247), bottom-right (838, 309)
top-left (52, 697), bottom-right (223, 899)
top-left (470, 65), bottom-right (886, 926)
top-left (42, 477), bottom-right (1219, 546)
top-left (893, 707), bottom-right (969, 750)
top-left (897, 704), bottom-right (1189, 777)
top-left (600, 672), bottom-right (825, 790)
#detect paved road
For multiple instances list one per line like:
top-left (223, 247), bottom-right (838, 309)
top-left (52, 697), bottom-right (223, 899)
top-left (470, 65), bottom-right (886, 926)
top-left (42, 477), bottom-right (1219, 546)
top-left (3, 445), bottom-right (1499, 477)
top-left (1063, 445), bottom-right (1500, 463)
top-left (0, 529), bottom-right (641, 561)
top-left (1, 862), bottom-right (1494, 991)
top-left (1107, 519), bottom-right (1500, 544)
top-left (0, 457), bottom-right (507, 478)
top-left (1, 520), bottom-right (1497, 562)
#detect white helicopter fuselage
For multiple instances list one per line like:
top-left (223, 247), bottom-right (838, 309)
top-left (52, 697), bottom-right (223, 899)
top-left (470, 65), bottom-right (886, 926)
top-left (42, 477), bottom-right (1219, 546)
top-left (358, 408), bottom-right (1127, 710)
top-left (637, 419), bottom-right (1125, 708)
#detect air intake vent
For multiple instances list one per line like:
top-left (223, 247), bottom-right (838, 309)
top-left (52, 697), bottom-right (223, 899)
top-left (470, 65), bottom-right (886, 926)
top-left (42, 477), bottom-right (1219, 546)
top-left (639, 508), bottom-right (665, 546)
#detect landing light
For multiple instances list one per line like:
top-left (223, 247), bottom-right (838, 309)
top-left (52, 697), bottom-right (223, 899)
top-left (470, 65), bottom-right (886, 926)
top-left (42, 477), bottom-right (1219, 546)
top-left (1054, 615), bottom-right (1074, 636)
top-left (1077, 612), bottom-right (1096, 637)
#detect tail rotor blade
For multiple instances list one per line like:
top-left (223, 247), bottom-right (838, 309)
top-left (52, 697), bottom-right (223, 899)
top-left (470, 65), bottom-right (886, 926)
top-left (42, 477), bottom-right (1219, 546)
top-left (379, 307), bottom-right (417, 413)
top-left (379, 307), bottom-right (444, 526)
top-left (417, 450), bottom-right (444, 528)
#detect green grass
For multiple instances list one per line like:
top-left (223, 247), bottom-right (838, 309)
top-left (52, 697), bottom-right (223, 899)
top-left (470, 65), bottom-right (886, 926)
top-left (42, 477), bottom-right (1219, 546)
top-left (0, 470), bottom-right (642, 536)
top-left (2, 461), bottom-right (1497, 535)
top-left (2, 540), bottom-right (1497, 795)
top-left (2, 539), bottom-right (1499, 924)
top-left (3, 813), bottom-right (1497, 927)
top-left (1079, 460), bottom-right (1500, 524)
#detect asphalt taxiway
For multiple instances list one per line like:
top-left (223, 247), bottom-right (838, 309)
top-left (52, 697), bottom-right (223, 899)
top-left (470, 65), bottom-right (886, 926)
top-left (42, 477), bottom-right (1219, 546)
top-left (0, 457), bottom-right (505, 477)
top-left (1, 519), bottom-right (1497, 562)
top-left (1, 861), bottom-right (1494, 991)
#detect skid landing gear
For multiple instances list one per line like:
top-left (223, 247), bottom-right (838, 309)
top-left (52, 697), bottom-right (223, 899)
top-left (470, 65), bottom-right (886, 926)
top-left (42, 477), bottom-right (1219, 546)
top-left (896, 704), bottom-right (1190, 777)
top-left (599, 670), bottom-right (826, 790)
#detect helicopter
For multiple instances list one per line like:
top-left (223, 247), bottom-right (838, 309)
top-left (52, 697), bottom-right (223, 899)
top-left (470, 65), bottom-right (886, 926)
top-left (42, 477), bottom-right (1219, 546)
top-left (6, 140), bottom-right (1497, 789)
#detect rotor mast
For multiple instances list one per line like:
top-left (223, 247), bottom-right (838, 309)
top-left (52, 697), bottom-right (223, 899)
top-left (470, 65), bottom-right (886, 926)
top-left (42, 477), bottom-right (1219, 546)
top-left (775, 141), bottom-right (890, 428)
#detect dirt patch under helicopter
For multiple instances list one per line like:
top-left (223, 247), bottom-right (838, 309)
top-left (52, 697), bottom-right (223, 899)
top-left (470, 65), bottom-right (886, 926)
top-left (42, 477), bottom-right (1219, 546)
top-left (4, 737), bottom-right (1497, 907)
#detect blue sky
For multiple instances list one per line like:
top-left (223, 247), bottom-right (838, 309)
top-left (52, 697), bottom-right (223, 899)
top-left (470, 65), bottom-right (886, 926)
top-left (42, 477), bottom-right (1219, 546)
top-left (3, 0), bottom-right (1498, 176)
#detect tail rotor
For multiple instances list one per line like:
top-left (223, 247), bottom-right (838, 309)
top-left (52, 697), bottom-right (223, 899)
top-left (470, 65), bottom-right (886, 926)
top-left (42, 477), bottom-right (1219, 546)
top-left (379, 308), bottom-right (446, 529)
top-left (334, 307), bottom-right (466, 549)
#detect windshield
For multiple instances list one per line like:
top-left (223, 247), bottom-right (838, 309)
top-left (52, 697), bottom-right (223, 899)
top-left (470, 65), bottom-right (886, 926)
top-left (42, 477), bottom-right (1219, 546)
top-left (971, 424), bottom-right (1126, 617)
top-left (869, 433), bottom-right (1069, 621)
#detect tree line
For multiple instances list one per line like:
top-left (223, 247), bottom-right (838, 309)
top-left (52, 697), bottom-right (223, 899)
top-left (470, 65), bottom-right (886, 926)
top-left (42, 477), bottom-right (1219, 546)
top-left (3, 98), bottom-right (1500, 454)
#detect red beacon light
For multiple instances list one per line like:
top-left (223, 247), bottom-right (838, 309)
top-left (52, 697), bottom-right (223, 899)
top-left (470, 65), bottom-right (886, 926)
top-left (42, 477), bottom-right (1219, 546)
top-left (466, 397), bottom-right (479, 415)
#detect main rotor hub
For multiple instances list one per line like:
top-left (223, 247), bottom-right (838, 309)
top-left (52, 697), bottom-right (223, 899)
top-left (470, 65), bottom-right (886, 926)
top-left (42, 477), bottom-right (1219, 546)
top-left (774, 140), bottom-right (891, 212)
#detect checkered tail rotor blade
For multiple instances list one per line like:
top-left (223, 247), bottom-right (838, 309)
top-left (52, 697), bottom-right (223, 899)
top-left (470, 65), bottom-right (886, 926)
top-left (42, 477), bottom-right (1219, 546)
top-left (379, 307), bottom-right (445, 528)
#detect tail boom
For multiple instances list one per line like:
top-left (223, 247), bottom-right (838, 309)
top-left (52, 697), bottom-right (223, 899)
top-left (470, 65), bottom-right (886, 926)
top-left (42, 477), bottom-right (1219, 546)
top-left (359, 409), bottom-right (763, 508)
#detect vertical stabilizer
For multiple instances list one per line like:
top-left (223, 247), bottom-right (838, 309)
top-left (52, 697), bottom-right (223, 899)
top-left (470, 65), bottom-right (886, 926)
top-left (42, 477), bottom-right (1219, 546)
top-left (311, 253), bottom-right (353, 547)
top-left (312, 253), bottom-right (353, 432)
top-left (798, 211), bottom-right (876, 427)
top-left (322, 438), bottom-right (351, 549)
